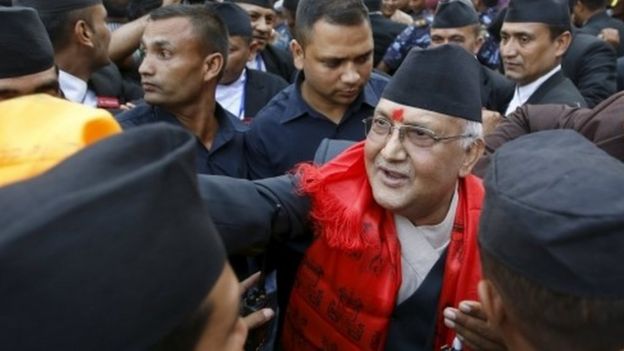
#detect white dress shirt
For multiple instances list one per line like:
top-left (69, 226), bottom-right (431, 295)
top-left (395, 186), bottom-right (459, 305)
top-left (216, 69), bottom-right (247, 119)
top-left (59, 70), bottom-right (97, 107)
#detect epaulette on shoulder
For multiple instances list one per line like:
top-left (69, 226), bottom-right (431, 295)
top-left (413, 19), bottom-right (428, 28)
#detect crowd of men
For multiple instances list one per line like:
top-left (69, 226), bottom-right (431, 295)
top-left (1, 0), bottom-right (624, 350)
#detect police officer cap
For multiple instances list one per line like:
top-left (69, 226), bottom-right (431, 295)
top-left (0, 7), bottom-right (54, 78)
top-left (382, 45), bottom-right (482, 122)
top-left (432, 0), bottom-right (480, 29)
top-left (480, 130), bottom-right (624, 298)
top-left (0, 124), bottom-right (227, 350)
top-left (13, 0), bottom-right (102, 13)
top-left (228, 0), bottom-right (274, 9)
top-left (211, 2), bottom-right (253, 38)
top-left (504, 0), bottom-right (570, 27)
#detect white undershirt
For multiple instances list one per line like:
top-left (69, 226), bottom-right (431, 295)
top-left (59, 70), bottom-right (97, 107)
top-left (216, 69), bottom-right (247, 119)
top-left (504, 65), bottom-right (561, 116)
top-left (395, 186), bottom-right (459, 305)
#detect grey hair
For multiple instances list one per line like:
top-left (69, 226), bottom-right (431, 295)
top-left (459, 120), bottom-right (483, 150)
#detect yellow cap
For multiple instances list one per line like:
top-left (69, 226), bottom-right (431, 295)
top-left (0, 94), bottom-right (121, 186)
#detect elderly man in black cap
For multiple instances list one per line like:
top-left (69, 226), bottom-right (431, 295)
top-left (229, 0), bottom-right (296, 82)
top-left (213, 2), bottom-right (288, 121)
top-left (476, 130), bottom-right (624, 351)
top-left (0, 6), bottom-right (60, 101)
top-left (501, 0), bottom-right (587, 115)
top-left (0, 124), bottom-right (275, 350)
top-left (116, 4), bottom-right (248, 178)
top-left (197, 45), bottom-right (497, 350)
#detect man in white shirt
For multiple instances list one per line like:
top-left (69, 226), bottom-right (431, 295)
top-left (501, 0), bottom-right (586, 115)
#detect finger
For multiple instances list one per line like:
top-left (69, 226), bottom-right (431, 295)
top-left (243, 308), bottom-right (275, 330)
top-left (458, 301), bottom-right (488, 320)
top-left (448, 321), bottom-right (505, 351)
top-left (240, 271), bottom-right (262, 293)
top-left (444, 308), bottom-right (506, 351)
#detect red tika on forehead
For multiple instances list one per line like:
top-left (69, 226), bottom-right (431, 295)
top-left (391, 108), bottom-right (404, 123)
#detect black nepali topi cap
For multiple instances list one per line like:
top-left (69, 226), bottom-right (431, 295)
top-left (283, 0), bottom-right (299, 12)
top-left (0, 7), bottom-right (54, 78)
top-left (228, 0), bottom-right (274, 9)
top-left (432, 0), bottom-right (480, 29)
top-left (480, 130), bottom-right (624, 298)
top-left (12, 0), bottom-right (101, 13)
top-left (0, 124), bottom-right (227, 350)
top-left (382, 45), bottom-right (482, 122)
top-left (504, 0), bottom-right (570, 27)
top-left (211, 2), bottom-right (253, 38)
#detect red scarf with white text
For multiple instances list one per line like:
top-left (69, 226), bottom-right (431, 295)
top-left (282, 141), bottom-right (483, 351)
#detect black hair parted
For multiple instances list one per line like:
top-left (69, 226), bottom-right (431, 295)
top-left (294, 0), bottom-right (369, 45)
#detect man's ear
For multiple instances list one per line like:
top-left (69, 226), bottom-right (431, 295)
top-left (75, 19), bottom-right (94, 48)
top-left (203, 52), bottom-right (225, 82)
top-left (554, 31), bottom-right (572, 58)
top-left (458, 137), bottom-right (485, 177)
top-left (290, 39), bottom-right (304, 70)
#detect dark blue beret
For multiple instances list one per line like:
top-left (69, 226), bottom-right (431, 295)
top-left (432, 0), bottom-right (480, 29)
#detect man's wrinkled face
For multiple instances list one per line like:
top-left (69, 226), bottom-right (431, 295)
top-left (292, 19), bottom-right (373, 112)
top-left (0, 66), bottom-right (60, 102)
top-left (500, 22), bottom-right (568, 86)
top-left (429, 25), bottom-right (483, 55)
top-left (236, 3), bottom-right (276, 50)
top-left (139, 17), bottom-right (208, 108)
top-left (364, 99), bottom-right (474, 224)
top-left (382, 0), bottom-right (400, 17)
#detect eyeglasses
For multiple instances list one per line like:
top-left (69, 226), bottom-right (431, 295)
top-left (363, 116), bottom-right (474, 148)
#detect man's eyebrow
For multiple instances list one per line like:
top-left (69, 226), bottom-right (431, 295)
top-left (0, 88), bottom-right (19, 95)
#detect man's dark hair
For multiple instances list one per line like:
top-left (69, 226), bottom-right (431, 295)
top-left (548, 23), bottom-right (571, 40)
top-left (481, 250), bottom-right (624, 351)
top-left (148, 4), bottom-right (229, 76)
top-left (149, 300), bottom-right (215, 351)
top-left (483, 0), bottom-right (498, 7)
top-left (38, 7), bottom-right (95, 51)
top-left (283, 0), bottom-right (299, 13)
top-left (103, 0), bottom-right (130, 19)
top-left (579, 0), bottom-right (609, 11)
top-left (294, 0), bottom-right (369, 46)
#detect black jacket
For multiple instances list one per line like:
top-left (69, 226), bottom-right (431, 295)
top-left (525, 70), bottom-right (587, 108)
top-left (578, 11), bottom-right (624, 57)
top-left (562, 32), bottom-right (617, 107)
top-left (90, 63), bottom-right (143, 106)
top-left (244, 69), bottom-right (288, 119)
top-left (260, 44), bottom-right (297, 83)
top-left (480, 65), bottom-right (515, 114)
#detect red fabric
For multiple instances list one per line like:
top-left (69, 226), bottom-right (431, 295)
top-left (282, 141), bottom-right (484, 351)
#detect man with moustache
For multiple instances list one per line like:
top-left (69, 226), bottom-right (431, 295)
top-left (501, 0), bottom-right (586, 115)
top-left (244, 0), bottom-right (388, 179)
top-left (230, 0), bottom-right (296, 82)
